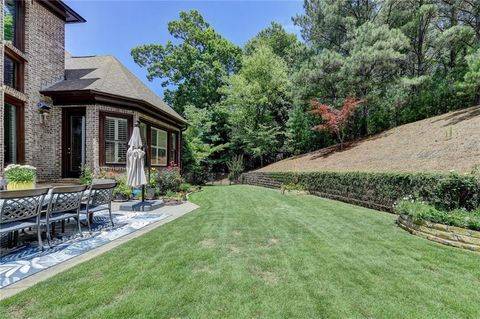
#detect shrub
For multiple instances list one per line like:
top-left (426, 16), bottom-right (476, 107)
top-left (155, 163), bottom-right (184, 195)
top-left (432, 173), bottom-right (480, 211)
top-left (226, 155), bottom-right (244, 182)
top-left (242, 171), bottom-right (480, 212)
top-left (113, 175), bottom-right (131, 199)
top-left (395, 199), bottom-right (480, 231)
top-left (179, 183), bottom-right (192, 193)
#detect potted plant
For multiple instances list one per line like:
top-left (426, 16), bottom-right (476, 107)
top-left (4, 164), bottom-right (37, 190)
top-left (145, 169), bottom-right (157, 200)
top-left (113, 175), bottom-right (131, 201)
top-left (79, 165), bottom-right (94, 185)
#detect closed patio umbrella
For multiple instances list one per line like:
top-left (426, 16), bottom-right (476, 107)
top-left (127, 124), bottom-right (147, 191)
top-left (121, 121), bottom-right (163, 211)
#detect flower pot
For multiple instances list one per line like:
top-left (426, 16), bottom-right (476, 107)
top-left (7, 181), bottom-right (36, 190)
top-left (146, 187), bottom-right (156, 200)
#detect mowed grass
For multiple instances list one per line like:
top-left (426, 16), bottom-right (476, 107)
top-left (1, 185), bottom-right (479, 319)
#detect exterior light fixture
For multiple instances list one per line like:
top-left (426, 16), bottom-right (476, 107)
top-left (37, 102), bottom-right (52, 124)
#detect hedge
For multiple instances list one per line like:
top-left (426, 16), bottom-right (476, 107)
top-left (241, 171), bottom-right (480, 212)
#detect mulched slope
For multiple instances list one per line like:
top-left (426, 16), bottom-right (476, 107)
top-left (260, 106), bottom-right (480, 173)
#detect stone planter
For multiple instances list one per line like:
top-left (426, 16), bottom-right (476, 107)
top-left (397, 215), bottom-right (480, 252)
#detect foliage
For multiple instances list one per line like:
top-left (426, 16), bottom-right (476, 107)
top-left (179, 183), bottom-right (192, 193)
top-left (284, 106), bottom-right (315, 155)
top-left (4, 164), bottom-right (36, 184)
top-left (131, 10), bottom-right (241, 113)
top-left (244, 22), bottom-right (304, 69)
top-left (244, 171), bottom-right (480, 212)
top-left (432, 173), bottom-right (480, 211)
top-left (309, 97), bottom-right (364, 148)
top-left (164, 190), bottom-right (178, 199)
top-left (457, 49), bottom-right (480, 104)
top-left (113, 175), bottom-right (131, 198)
top-left (218, 44), bottom-right (291, 166)
top-left (280, 182), bottom-right (306, 194)
top-left (79, 165), bottom-right (94, 185)
top-left (181, 104), bottom-right (229, 176)
top-left (132, 2), bottom-right (480, 174)
top-left (395, 199), bottom-right (480, 231)
top-left (155, 163), bottom-right (184, 195)
top-left (226, 155), bottom-right (244, 182)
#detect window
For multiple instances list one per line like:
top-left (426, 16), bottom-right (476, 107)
top-left (3, 0), bottom-right (24, 50)
top-left (4, 0), bottom-right (16, 43)
top-left (104, 116), bottom-right (129, 164)
top-left (4, 53), bottom-right (24, 91)
top-left (4, 55), bottom-right (16, 88)
top-left (151, 127), bottom-right (167, 166)
top-left (3, 100), bottom-right (24, 164)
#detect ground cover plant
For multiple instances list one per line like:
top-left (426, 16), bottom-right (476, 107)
top-left (1, 185), bottom-right (479, 318)
top-left (395, 199), bottom-right (480, 231)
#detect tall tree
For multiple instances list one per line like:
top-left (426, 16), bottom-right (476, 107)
top-left (218, 45), bottom-right (292, 165)
top-left (131, 10), bottom-right (242, 113)
top-left (293, 0), bottom-right (381, 53)
top-left (244, 22), bottom-right (304, 69)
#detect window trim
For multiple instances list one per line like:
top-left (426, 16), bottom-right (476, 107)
top-left (4, 49), bottom-right (25, 92)
top-left (99, 112), bottom-right (133, 167)
top-left (3, 95), bottom-right (25, 165)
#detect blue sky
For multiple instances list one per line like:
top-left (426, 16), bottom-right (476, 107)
top-left (65, 0), bottom-right (304, 98)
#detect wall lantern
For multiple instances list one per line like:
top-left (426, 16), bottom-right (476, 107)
top-left (37, 102), bottom-right (52, 124)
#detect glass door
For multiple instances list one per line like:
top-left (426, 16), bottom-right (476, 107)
top-left (63, 108), bottom-right (86, 178)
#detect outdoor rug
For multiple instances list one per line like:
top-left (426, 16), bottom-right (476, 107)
top-left (0, 211), bottom-right (169, 289)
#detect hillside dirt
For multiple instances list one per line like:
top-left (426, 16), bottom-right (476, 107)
top-left (259, 106), bottom-right (480, 174)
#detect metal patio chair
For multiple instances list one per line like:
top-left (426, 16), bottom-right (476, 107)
top-left (79, 182), bottom-right (117, 233)
top-left (41, 185), bottom-right (87, 247)
top-left (0, 188), bottom-right (49, 249)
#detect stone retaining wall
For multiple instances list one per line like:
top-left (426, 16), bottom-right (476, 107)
top-left (241, 172), bottom-right (391, 212)
top-left (241, 172), bottom-right (283, 189)
top-left (397, 215), bottom-right (480, 252)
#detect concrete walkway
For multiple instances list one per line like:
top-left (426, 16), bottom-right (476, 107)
top-left (0, 201), bottom-right (199, 300)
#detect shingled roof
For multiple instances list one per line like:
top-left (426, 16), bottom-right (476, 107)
top-left (43, 55), bottom-right (185, 124)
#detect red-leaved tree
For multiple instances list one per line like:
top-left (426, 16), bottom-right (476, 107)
top-left (308, 97), bottom-right (364, 149)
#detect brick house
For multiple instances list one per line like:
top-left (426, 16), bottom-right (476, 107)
top-left (1, 0), bottom-right (186, 182)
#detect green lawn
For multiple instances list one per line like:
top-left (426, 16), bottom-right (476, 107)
top-left (1, 185), bottom-right (479, 318)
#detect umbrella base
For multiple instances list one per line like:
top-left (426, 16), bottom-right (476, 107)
top-left (119, 200), bottom-right (165, 212)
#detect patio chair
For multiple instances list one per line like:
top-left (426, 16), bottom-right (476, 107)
top-left (79, 182), bottom-right (117, 233)
top-left (41, 185), bottom-right (87, 247)
top-left (0, 188), bottom-right (49, 249)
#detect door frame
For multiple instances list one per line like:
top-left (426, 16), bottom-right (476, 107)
top-left (62, 107), bottom-right (86, 178)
